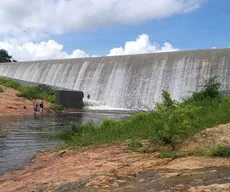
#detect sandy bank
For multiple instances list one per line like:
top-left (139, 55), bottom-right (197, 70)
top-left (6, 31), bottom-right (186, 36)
top-left (0, 86), bottom-right (50, 116)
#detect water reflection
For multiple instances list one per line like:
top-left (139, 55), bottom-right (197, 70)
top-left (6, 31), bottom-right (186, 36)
top-left (0, 110), bottom-right (132, 176)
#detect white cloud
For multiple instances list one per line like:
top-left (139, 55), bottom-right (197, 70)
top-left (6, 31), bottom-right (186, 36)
top-left (0, 0), bottom-right (205, 39)
top-left (108, 34), bottom-right (179, 56)
top-left (0, 40), bottom-right (88, 61)
top-left (0, 34), bottom-right (179, 61)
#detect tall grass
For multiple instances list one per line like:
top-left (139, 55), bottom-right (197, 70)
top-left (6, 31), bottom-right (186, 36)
top-left (0, 77), bottom-right (55, 103)
top-left (57, 77), bottom-right (230, 148)
top-left (17, 86), bottom-right (55, 103)
top-left (0, 78), bottom-right (20, 89)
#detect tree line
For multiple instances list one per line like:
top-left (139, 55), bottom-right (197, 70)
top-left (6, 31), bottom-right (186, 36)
top-left (0, 49), bottom-right (17, 63)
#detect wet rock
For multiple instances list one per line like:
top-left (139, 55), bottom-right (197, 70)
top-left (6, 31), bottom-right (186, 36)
top-left (116, 179), bottom-right (126, 185)
top-left (139, 178), bottom-right (145, 183)
top-left (15, 186), bottom-right (26, 191)
top-left (192, 179), bottom-right (203, 184)
top-left (111, 182), bottom-right (119, 187)
top-left (188, 183), bottom-right (230, 192)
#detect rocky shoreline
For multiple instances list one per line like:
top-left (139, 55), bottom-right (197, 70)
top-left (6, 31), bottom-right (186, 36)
top-left (0, 143), bottom-right (229, 191)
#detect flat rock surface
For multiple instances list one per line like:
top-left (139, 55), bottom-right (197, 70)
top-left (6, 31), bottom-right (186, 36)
top-left (0, 144), bottom-right (229, 192)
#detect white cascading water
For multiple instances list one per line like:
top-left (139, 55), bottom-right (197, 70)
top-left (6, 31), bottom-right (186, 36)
top-left (0, 49), bottom-right (230, 110)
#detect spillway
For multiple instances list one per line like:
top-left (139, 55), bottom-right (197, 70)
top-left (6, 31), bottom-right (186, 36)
top-left (0, 48), bottom-right (230, 109)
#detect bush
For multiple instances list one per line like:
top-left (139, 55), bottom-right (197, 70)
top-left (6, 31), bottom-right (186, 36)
top-left (50, 103), bottom-right (63, 112)
top-left (17, 85), bottom-right (55, 103)
top-left (186, 76), bottom-right (221, 102)
top-left (190, 147), bottom-right (210, 157)
top-left (0, 77), bottom-right (21, 89)
top-left (210, 145), bottom-right (230, 157)
top-left (35, 84), bottom-right (54, 94)
top-left (150, 91), bottom-right (200, 149)
top-left (17, 87), bottom-right (41, 99)
top-left (71, 124), bottom-right (84, 136)
top-left (0, 77), bottom-right (55, 103)
top-left (126, 140), bottom-right (143, 150)
top-left (56, 77), bottom-right (230, 149)
top-left (157, 149), bottom-right (177, 159)
top-left (0, 86), bottom-right (3, 92)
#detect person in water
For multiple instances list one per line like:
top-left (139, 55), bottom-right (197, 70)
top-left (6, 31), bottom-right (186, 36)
top-left (40, 101), bottom-right (44, 113)
top-left (34, 103), bottom-right (39, 114)
top-left (87, 94), bottom-right (90, 99)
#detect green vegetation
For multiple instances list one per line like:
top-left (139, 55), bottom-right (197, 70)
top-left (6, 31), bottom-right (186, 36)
top-left (156, 149), bottom-right (177, 159)
top-left (57, 76), bottom-right (230, 153)
top-left (17, 85), bottom-right (55, 103)
top-left (0, 78), bottom-right (20, 89)
top-left (210, 145), bottom-right (230, 157)
top-left (0, 49), bottom-right (14, 63)
top-left (50, 103), bottom-right (64, 112)
top-left (0, 77), bottom-right (55, 103)
top-left (191, 144), bottom-right (230, 157)
top-left (125, 140), bottom-right (143, 150)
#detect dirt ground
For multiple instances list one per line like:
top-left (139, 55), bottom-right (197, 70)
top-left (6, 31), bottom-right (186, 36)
top-left (0, 144), bottom-right (229, 192)
top-left (0, 123), bottom-right (230, 192)
top-left (0, 86), bottom-right (50, 116)
top-left (179, 123), bottom-right (230, 152)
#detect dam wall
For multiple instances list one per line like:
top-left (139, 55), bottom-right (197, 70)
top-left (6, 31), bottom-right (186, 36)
top-left (0, 48), bottom-right (230, 109)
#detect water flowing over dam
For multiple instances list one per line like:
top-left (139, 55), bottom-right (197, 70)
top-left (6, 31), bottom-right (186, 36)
top-left (0, 48), bottom-right (230, 109)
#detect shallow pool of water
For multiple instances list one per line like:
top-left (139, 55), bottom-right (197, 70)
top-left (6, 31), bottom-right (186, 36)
top-left (0, 110), bottom-right (132, 176)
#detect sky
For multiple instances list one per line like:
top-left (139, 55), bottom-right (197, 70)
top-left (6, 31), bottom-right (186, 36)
top-left (0, 0), bottom-right (229, 61)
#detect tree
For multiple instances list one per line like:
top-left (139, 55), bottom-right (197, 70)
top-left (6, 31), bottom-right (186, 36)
top-left (0, 49), bottom-right (15, 63)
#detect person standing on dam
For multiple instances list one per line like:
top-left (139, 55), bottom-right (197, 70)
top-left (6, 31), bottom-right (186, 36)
top-left (87, 94), bottom-right (90, 99)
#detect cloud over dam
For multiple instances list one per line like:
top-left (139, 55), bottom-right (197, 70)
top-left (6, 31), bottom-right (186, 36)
top-left (0, 48), bottom-right (230, 109)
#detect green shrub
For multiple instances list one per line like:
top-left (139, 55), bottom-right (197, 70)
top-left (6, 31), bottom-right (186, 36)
top-left (71, 124), bottom-right (84, 136)
top-left (17, 87), bottom-right (40, 99)
top-left (190, 147), bottom-right (210, 157)
top-left (100, 118), bottom-right (117, 129)
top-left (17, 86), bottom-right (55, 102)
top-left (35, 84), bottom-right (54, 94)
top-left (186, 76), bottom-right (221, 103)
top-left (0, 77), bottom-right (55, 103)
top-left (50, 103), bottom-right (63, 112)
top-left (161, 90), bottom-right (177, 108)
top-left (151, 91), bottom-right (200, 148)
top-left (210, 145), bottom-right (230, 157)
top-left (56, 77), bottom-right (230, 149)
top-left (126, 140), bottom-right (143, 150)
top-left (157, 149), bottom-right (177, 159)
top-left (130, 112), bottom-right (149, 122)
top-left (0, 78), bottom-right (21, 89)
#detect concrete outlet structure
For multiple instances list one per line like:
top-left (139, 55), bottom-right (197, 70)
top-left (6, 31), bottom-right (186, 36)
top-left (55, 90), bottom-right (84, 109)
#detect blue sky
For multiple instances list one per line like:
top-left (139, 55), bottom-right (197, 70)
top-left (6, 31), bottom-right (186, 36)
top-left (0, 0), bottom-right (229, 61)
top-left (55, 0), bottom-right (229, 55)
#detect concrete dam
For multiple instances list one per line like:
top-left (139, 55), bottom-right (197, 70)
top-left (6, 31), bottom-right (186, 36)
top-left (0, 48), bottom-right (230, 109)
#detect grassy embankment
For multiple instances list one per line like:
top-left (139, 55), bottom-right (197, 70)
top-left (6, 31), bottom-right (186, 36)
top-left (57, 77), bottom-right (230, 157)
top-left (0, 77), bottom-right (63, 111)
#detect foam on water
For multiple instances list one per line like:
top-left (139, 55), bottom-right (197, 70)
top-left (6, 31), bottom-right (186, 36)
top-left (83, 99), bottom-right (132, 111)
